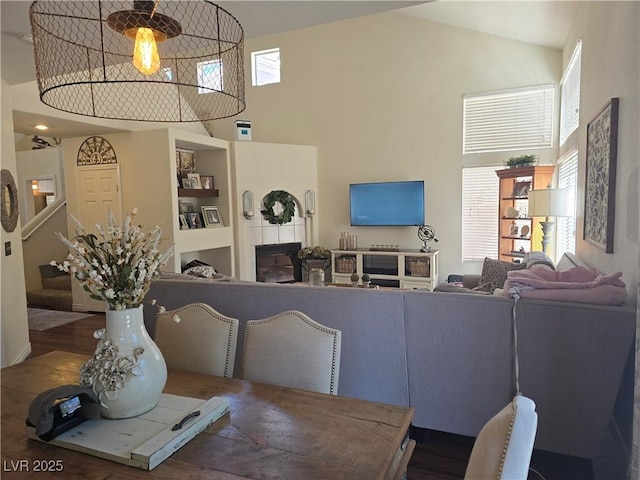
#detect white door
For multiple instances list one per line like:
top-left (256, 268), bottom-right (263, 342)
top-left (77, 166), bottom-right (122, 229)
top-left (76, 166), bottom-right (122, 312)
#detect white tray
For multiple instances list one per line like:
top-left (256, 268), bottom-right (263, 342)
top-left (27, 394), bottom-right (229, 471)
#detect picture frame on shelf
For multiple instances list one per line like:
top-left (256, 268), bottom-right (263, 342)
top-left (179, 201), bottom-right (194, 214)
top-left (176, 148), bottom-right (195, 175)
top-left (181, 177), bottom-right (197, 189)
top-left (187, 212), bottom-right (204, 228)
top-left (584, 97), bottom-right (619, 253)
top-left (511, 181), bottom-right (531, 198)
top-left (179, 214), bottom-right (189, 230)
top-left (200, 175), bottom-right (214, 190)
top-left (186, 173), bottom-right (202, 189)
top-left (202, 206), bottom-right (223, 227)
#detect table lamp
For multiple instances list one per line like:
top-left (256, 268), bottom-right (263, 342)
top-left (527, 187), bottom-right (569, 254)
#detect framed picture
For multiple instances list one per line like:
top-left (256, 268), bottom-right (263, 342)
top-left (181, 177), bottom-right (197, 189)
top-left (179, 214), bottom-right (189, 229)
top-left (200, 175), bottom-right (214, 190)
top-left (202, 206), bottom-right (223, 227)
top-left (187, 212), bottom-right (204, 229)
top-left (511, 181), bottom-right (531, 198)
top-left (176, 148), bottom-right (195, 175)
top-left (187, 173), bottom-right (202, 189)
top-left (179, 201), bottom-right (194, 214)
top-left (584, 98), bottom-right (619, 253)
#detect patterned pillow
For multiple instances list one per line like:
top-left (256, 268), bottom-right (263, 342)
top-left (475, 257), bottom-right (527, 293)
top-left (183, 265), bottom-right (225, 279)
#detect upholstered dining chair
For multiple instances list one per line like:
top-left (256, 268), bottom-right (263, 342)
top-left (464, 394), bottom-right (538, 480)
top-left (465, 289), bottom-right (538, 479)
top-left (241, 310), bottom-right (342, 395)
top-left (155, 302), bottom-right (239, 378)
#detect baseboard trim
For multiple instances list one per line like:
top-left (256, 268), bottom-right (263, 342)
top-left (72, 303), bottom-right (87, 313)
top-left (15, 343), bottom-right (32, 364)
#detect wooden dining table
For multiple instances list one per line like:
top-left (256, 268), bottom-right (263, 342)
top-left (1, 351), bottom-right (415, 479)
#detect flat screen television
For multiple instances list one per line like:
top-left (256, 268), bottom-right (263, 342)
top-left (350, 180), bottom-right (425, 226)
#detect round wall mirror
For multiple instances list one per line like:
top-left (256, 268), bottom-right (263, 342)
top-left (1, 169), bottom-right (19, 232)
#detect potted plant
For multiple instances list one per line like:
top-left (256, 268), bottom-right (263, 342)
top-left (506, 154), bottom-right (538, 168)
top-left (297, 245), bottom-right (331, 272)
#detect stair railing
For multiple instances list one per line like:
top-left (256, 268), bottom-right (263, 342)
top-left (21, 197), bottom-right (67, 242)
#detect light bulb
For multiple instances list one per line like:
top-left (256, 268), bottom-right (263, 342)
top-left (133, 28), bottom-right (160, 75)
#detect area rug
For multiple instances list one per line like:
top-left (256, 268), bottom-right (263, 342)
top-left (27, 308), bottom-right (93, 331)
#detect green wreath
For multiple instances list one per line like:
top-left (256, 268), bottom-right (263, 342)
top-left (261, 190), bottom-right (296, 225)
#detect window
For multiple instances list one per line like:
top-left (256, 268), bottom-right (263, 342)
top-left (251, 48), bottom-right (280, 86)
top-left (463, 85), bottom-right (554, 154)
top-left (197, 59), bottom-right (223, 94)
top-left (559, 41), bottom-right (582, 147)
top-left (462, 165), bottom-right (500, 262)
top-left (555, 148), bottom-right (578, 261)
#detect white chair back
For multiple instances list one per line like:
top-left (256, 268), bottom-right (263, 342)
top-left (155, 302), bottom-right (239, 378)
top-left (241, 310), bottom-right (341, 395)
top-left (464, 395), bottom-right (538, 480)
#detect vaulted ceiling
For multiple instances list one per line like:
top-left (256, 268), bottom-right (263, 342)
top-left (2, 1), bottom-right (578, 139)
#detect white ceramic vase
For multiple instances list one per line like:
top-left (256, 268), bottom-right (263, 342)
top-left (80, 305), bottom-right (167, 419)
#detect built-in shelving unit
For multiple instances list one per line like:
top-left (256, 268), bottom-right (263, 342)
top-left (496, 165), bottom-right (554, 262)
top-left (169, 130), bottom-right (235, 275)
top-left (330, 249), bottom-right (439, 290)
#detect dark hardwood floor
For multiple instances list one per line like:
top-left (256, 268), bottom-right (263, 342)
top-left (27, 314), bottom-right (594, 480)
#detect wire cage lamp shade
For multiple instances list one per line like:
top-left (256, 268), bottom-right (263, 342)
top-left (29, 1), bottom-right (245, 122)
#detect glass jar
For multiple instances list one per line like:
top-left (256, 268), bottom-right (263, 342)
top-left (309, 268), bottom-right (325, 286)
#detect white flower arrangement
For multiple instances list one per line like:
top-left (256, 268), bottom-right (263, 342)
top-left (52, 208), bottom-right (174, 311)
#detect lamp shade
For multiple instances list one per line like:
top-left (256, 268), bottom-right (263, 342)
top-left (528, 188), bottom-right (570, 218)
top-left (29, 1), bottom-right (245, 123)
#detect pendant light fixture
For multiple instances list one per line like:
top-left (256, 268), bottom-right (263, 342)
top-left (29, 1), bottom-right (245, 122)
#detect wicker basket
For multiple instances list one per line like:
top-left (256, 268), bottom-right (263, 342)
top-left (335, 257), bottom-right (355, 274)
top-left (407, 259), bottom-right (429, 277)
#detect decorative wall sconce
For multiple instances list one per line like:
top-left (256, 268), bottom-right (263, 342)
top-left (242, 190), bottom-right (254, 219)
top-left (305, 190), bottom-right (315, 217)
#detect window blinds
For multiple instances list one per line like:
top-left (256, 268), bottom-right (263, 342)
top-left (462, 166), bottom-right (500, 262)
top-left (556, 148), bottom-right (579, 261)
top-left (252, 48), bottom-right (281, 86)
top-left (559, 41), bottom-right (582, 147)
top-left (463, 85), bottom-right (554, 154)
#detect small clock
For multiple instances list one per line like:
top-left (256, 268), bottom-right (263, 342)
top-left (77, 136), bottom-right (117, 166)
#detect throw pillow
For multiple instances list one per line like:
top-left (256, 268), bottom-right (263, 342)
top-left (183, 265), bottom-right (225, 279)
top-left (475, 257), bottom-right (527, 293)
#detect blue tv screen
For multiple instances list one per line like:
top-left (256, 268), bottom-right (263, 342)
top-left (350, 181), bottom-right (425, 226)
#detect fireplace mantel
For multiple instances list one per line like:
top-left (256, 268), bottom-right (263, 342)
top-left (231, 142), bottom-right (318, 281)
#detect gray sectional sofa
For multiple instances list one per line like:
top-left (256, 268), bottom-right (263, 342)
top-left (143, 275), bottom-right (636, 460)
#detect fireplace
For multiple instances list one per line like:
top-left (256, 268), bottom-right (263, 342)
top-left (255, 243), bottom-right (302, 284)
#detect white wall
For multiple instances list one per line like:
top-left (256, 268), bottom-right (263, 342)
top-left (565, 2), bottom-right (639, 306)
top-left (562, 2), bottom-right (640, 477)
top-left (210, 12), bottom-right (562, 283)
top-left (0, 77), bottom-right (31, 366)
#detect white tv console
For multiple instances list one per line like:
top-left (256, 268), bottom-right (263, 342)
top-left (330, 249), bottom-right (439, 290)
